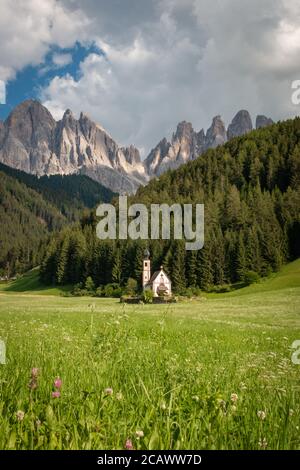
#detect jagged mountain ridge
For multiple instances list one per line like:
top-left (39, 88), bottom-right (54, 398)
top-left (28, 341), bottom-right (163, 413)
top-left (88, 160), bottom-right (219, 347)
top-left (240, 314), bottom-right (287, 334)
top-left (145, 110), bottom-right (273, 177)
top-left (0, 100), bottom-right (148, 194)
top-left (0, 100), bottom-right (273, 191)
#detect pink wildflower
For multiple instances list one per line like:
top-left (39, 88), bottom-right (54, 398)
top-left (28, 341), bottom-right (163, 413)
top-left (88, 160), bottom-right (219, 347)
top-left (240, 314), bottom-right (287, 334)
top-left (52, 391), bottom-right (61, 398)
top-left (104, 387), bottom-right (113, 395)
top-left (54, 377), bottom-right (62, 389)
top-left (29, 367), bottom-right (39, 390)
top-left (125, 438), bottom-right (134, 450)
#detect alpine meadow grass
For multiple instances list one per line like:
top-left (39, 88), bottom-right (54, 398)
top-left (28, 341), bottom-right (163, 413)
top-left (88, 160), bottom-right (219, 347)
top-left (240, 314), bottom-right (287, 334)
top-left (0, 260), bottom-right (299, 450)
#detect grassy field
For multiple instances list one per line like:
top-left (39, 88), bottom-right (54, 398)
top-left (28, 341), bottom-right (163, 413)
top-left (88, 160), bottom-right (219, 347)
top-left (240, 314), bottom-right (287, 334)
top-left (0, 260), bottom-right (300, 450)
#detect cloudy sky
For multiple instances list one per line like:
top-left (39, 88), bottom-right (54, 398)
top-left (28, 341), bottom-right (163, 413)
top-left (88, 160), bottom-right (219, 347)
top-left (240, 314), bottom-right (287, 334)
top-left (0, 0), bottom-right (300, 156)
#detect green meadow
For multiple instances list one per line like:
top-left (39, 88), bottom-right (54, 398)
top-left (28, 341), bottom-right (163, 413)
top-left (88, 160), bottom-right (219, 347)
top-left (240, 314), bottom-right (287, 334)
top-left (0, 260), bottom-right (300, 450)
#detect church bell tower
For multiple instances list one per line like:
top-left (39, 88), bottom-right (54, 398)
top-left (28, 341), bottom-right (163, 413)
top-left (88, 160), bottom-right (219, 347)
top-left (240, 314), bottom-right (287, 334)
top-left (142, 248), bottom-right (151, 288)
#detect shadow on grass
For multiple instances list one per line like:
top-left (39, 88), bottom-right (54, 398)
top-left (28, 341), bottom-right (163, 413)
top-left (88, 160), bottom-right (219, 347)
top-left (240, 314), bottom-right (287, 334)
top-left (0, 268), bottom-right (72, 295)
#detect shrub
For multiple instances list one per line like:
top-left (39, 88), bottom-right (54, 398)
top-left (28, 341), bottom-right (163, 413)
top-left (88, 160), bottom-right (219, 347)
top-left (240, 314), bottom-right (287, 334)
top-left (112, 287), bottom-right (123, 298)
top-left (95, 286), bottom-right (103, 297)
top-left (85, 276), bottom-right (95, 293)
top-left (125, 278), bottom-right (138, 296)
top-left (207, 284), bottom-right (232, 293)
top-left (95, 283), bottom-right (123, 298)
top-left (141, 289), bottom-right (154, 304)
top-left (72, 282), bottom-right (84, 296)
top-left (244, 271), bottom-right (260, 286)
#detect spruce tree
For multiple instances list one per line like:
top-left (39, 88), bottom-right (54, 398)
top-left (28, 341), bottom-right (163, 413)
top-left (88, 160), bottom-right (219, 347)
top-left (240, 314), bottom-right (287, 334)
top-left (171, 241), bottom-right (186, 293)
top-left (236, 232), bottom-right (247, 282)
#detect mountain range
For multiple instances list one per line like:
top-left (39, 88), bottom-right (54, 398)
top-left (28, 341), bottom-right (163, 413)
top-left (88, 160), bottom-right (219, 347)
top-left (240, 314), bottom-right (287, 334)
top-left (0, 100), bottom-right (273, 193)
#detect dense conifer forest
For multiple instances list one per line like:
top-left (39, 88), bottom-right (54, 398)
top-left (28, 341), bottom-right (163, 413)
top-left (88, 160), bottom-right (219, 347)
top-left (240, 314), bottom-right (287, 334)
top-left (0, 165), bottom-right (115, 277)
top-left (39, 117), bottom-right (300, 292)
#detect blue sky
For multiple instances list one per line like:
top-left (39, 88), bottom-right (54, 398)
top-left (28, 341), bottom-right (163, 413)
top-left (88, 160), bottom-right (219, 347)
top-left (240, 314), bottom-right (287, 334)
top-left (0, 42), bottom-right (100, 121)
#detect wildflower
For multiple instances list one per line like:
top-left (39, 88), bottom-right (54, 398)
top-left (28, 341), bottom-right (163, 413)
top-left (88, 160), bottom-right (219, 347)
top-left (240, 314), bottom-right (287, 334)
top-left (54, 377), bottom-right (62, 389)
top-left (257, 410), bottom-right (266, 420)
top-left (125, 438), bottom-right (134, 450)
top-left (104, 387), bottom-right (113, 395)
top-left (258, 437), bottom-right (268, 449)
top-left (192, 395), bottom-right (200, 402)
top-left (135, 430), bottom-right (144, 438)
top-left (29, 367), bottom-right (39, 390)
top-left (217, 399), bottom-right (226, 410)
top-left (160, 402), bottom-right (167, 410)
top-left (289, 409), bottom-right (294, 416)
top-left (28, 379), bottom-right (38, 390)
top-left (16, 410), bottom-right (25, 421)
top-left (31, 368), bottom-right (39, 378)
top-left (52, 391), bottom-right (61, 398)
top-left (230, 393), bottom-right (238, 403)
top-left (116, 392), bottom-right (123, 401)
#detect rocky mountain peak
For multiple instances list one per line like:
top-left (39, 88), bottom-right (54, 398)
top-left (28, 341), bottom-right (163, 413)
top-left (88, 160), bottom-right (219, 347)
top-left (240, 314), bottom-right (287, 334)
top-left (205, 115), bottom-right (227, 148)
top-left (63, 108), bottom-right (73, 117)
top-left (79, 111), bottom-right (93, 124)
top-left (0, 100), bottom-right (56, 174)
top-left (173, 121), bottom-right (194, 141)
top-left (6, 99), bottom-right (56, 135)
top-left (61, 108), bottom-right (78, 132)
top-left (121, 145), bottom-right (141, 165)
top-left (227, 110), bottom-right (253, 139)
top-left (256, 115), bottom-right (274, 129)
top-left (62, 108), bottom-right (75, 121)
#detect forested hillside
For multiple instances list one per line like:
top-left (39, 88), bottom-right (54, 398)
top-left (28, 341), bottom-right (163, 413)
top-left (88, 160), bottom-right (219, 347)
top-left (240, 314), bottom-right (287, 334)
top-left (0, 163), bottom-right (115, 220)
top-left (0, 166), bottom-right (115, 277)
top-left (41, 118), bottom-right (300, 292)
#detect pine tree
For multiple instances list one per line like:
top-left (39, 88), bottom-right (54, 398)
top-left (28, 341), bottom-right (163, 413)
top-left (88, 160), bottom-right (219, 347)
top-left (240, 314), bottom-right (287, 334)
top-left (213, 227), bottom-right (226, 285)
top-left (171, 241), bottom-right (186, 293)
top-left (246, 225), bottom-right (261, 274)
top-left (186, 250), bottom-right (198, 287)
top-left (197, 243), bottom-right (213, 290)
top-left (67, 230), bottom-right (87, 283)
top-left (112, 247), bottom-right (122, 284)
top-left (56, 231), bottom-right (71, 284)
top-left (236, 232), bottom-right (247, 282)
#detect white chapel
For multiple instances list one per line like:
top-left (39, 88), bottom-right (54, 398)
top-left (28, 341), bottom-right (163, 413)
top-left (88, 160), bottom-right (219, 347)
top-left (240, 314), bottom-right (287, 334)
top-left (142, 249), bottom-right (172, 297)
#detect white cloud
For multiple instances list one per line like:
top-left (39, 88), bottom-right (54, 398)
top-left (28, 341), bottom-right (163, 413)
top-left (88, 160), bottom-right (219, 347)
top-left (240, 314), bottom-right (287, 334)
top-left (0, 80), bottom-right (6, 105)
top-left (52, 52), bottom-right (73, 67)
top-left (40, 0), bottom-right (300, 155)
top-left (0, 0), bottom-right (90, 81)
top-left (42, 1), bottom-right (206, 152)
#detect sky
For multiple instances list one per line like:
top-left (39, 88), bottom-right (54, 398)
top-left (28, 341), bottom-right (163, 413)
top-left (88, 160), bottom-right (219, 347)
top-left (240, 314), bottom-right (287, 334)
top-left (0, 0), bottom-right (300, 157)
